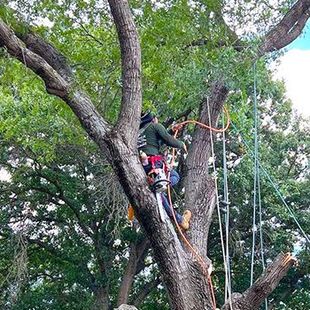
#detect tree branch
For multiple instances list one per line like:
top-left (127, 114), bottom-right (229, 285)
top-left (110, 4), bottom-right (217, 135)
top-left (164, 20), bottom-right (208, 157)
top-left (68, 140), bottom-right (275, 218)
top-left (163, 108), bottom-right (193, 128)
top-left (185, 8), bottom-right (244, 52)
top-left (30, 178), bottom-right (93, 239)
top-left (259, 0), bottom-right (310, 55)
top-left (0, 20), bottom-right (68, 95)
top-left (0, 18), bottom-right (112, 153)
top-left (27, 237), bottom-right (98, 292)
top-left (79, 23), bottom-right (105, 47)
top-left (131, 277), bottom-right (161, 308)
top-left (117, 237), bottom-right (150, 306)
top-left (222, 253), bottom-right (297, 310)
top-left (20, 32), bottom-right (73, 83)
top-left (108, 0), bottom-right (142, 144)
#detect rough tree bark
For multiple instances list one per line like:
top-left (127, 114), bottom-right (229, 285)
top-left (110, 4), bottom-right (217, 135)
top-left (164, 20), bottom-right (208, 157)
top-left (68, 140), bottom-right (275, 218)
top-left (0, 0), bottom-right (309, 309)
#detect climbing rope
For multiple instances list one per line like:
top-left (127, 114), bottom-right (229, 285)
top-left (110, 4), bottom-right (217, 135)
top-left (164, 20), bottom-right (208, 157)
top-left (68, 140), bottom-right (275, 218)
top-left (251, 62), bottom-right (268, 309)
top-left (206, 99), bottom-right (233, 310)
top-left (222, 113), bottom-right (233, 309)
top-left (165, 102), bottom-right (231, 310)
top-left (171, 106), bottom-right (230, 134)
top-left (230, 121), bottom-right (310, 246)
top-left (250, 62), bottom-right (259, 286)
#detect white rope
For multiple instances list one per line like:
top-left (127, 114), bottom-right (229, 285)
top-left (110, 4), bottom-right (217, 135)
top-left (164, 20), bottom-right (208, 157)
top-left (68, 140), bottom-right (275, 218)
top-left (250, 62), bottom-right (258, 286)
top-left (206, 97), bottom-right (233, 309)
top-left (257, 166), bottom-right (268, 310)
top-left (222, 113), bottom-right (233, 309)
top-left (250, 62), bottom-right (268, 309)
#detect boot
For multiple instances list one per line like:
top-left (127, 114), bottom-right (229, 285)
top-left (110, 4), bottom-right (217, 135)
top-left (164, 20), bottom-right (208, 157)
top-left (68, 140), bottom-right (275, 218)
top-left (180, 210), bottom-right (192, 230)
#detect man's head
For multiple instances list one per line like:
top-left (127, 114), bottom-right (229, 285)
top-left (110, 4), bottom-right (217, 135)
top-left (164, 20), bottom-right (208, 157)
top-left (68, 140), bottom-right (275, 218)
top-left (140, 111), bottom-right (156, 127)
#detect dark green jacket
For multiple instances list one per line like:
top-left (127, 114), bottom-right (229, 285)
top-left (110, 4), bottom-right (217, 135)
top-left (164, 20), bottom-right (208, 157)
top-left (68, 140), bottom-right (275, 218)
top-left (140, 123), bottom-right (184, 155)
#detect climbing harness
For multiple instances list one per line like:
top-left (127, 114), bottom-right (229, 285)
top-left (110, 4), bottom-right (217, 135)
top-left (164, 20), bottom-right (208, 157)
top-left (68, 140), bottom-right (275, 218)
top-left (128, 153), bottom-right (171, 223)
top-left (141, 153), bottom-right (170, 193)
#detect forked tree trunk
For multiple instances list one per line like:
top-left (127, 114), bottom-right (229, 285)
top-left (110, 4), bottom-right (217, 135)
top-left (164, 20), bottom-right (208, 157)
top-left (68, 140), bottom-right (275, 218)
top-left (0, 0), bottom-right (309, 309)
top-left (104, 133), bottom-right (215, 309)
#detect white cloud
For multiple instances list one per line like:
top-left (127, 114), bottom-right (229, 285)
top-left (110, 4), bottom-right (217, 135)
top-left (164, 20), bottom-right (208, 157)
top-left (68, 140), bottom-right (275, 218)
top-left (274, 49), bottom-right (310, 117)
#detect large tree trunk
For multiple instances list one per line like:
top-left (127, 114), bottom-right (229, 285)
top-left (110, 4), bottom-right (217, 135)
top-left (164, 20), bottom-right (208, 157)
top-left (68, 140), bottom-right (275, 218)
top-left (104, 133), bottom-right (215, 309)
top-left (185, 81), bottom-right (229, 251)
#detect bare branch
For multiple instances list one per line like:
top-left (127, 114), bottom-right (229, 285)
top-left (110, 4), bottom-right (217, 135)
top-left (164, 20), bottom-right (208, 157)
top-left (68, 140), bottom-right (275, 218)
top-left (79, 23), bottom-right (105, 47)
top-left (0, 20), bottom-right (68, 96)
top-left (20, 32), bottom-right (73, 83)
top-left (30, 171), bottom-right (93, 239)
top-left (117, 237), bottom-right (150, 306)
top-left (131, 277), bottom-right (161, 308)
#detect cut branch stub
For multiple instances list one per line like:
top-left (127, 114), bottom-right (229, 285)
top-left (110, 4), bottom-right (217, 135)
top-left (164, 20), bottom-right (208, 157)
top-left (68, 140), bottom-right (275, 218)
top-left (222, 253), bottom-right (297, 310)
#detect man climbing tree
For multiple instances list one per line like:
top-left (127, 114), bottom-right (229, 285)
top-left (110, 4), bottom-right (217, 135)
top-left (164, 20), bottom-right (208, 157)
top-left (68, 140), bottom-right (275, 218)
top-left (0, 0), bottom-right (309, 309)
top-left (138, 111), bottom-right (191, 230)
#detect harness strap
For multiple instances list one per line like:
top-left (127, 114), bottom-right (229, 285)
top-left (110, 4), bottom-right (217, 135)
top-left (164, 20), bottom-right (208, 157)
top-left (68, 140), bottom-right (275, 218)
top-left (147, 155), bottom-right (168, 175)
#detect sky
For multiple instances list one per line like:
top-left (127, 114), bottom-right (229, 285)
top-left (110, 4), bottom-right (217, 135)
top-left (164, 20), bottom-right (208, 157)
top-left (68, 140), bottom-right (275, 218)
top-left (275, 21), bottom-right (310, 117)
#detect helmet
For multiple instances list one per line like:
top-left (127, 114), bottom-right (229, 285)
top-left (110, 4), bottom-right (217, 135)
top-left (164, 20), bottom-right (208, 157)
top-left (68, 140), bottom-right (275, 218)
top-left (140, 111), bottom-right (155, 128)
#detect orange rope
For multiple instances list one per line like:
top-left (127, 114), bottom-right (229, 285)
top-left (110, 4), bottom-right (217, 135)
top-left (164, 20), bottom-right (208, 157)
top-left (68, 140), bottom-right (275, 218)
top-left (172, 106), bottom-right (230, 137)
top-left (166, 106), bottom-right (230, 310)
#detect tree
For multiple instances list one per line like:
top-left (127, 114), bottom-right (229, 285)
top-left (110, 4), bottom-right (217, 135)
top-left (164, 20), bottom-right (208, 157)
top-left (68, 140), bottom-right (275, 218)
top-left (0, 1), bottom-right (309, 309)
top-left (0, 132), bottom-right (156, 309)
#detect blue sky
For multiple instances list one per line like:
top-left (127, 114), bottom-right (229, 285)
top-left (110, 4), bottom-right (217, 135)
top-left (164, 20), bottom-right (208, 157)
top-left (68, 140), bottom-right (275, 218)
top-left (288, 21), bottom-right (310, 50)
top-left (275, 21), bottom-right (310, 117)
